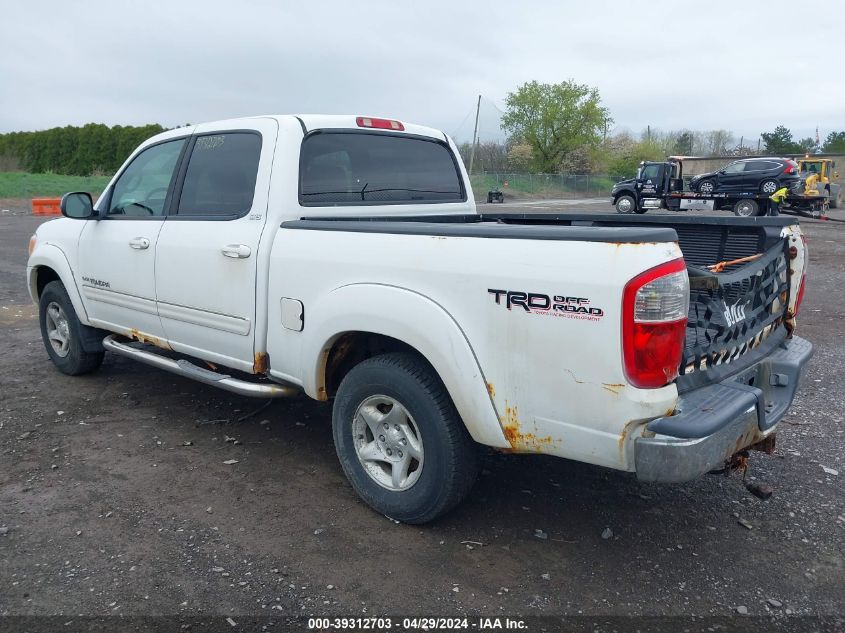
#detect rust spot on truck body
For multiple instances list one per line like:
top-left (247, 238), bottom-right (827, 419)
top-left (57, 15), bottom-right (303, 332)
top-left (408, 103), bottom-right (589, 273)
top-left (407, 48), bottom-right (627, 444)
top-left (618, 420), bottom-right (642, 460)
top-left (602, 383), bottom-right (625, 395)
top-left (128, 328), bottom-right (171, 350)
top-left (486, 382), bottom-right (495, 398)
top-left (253, 351), bottom-right (269, 374)
top-left (500, 403), bottom-right (559, 452)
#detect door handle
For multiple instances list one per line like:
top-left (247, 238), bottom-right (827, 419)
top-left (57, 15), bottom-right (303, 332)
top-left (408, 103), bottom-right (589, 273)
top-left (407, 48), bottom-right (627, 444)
top-left (221, 244), bottom-right (251, 259)
top-left (129, 237), bottom-right (150, 250)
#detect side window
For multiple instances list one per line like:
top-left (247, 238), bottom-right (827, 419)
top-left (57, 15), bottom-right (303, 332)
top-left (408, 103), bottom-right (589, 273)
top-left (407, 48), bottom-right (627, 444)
top-left (640, 164), bottom-right (661, 181)
top-left (177, 133), bottom-right (262, 217)
top-left (723, 162), bottom-right (746, 174)
top-left (108, 139), bottom-right (185, 217)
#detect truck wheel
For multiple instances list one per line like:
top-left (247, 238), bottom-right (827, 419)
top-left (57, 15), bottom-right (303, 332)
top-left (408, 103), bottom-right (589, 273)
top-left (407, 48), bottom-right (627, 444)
top-left (733, 199), bottom-right (759, 217)
top-left (615, 195), bottom-right (636, 214)
top-left (830, 189), bottom-right (840, 209)
top-left (332, 352), bottom-right (479, 524)
top-left (39, 281), bottom-right (104, 375)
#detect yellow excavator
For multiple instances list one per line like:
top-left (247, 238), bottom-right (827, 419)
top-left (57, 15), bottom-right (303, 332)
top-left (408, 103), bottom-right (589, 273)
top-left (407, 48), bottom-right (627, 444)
top-left (798, 158), bottom-right (840, 208)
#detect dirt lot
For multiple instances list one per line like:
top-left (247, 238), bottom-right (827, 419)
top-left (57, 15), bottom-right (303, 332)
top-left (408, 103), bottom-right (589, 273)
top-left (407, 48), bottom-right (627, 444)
top-left (1, 201), bottom-right (843, 625)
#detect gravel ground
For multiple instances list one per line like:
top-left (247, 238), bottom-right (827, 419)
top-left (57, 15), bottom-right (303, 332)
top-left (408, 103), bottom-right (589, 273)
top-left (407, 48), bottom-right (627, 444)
top-left (0, 200), bottom-right (843, 624)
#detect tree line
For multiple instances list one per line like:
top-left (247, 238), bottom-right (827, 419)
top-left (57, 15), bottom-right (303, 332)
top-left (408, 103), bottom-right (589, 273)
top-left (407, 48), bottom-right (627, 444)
top-left (0, 123), bottom-right (167, 176)
top-left (458, 80), bottom-right (845, 179)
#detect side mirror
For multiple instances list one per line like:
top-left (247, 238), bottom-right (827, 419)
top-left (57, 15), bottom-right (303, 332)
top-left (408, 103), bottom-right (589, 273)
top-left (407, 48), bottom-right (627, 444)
top-left (718, 169), bottom-right (726, 174)
top-left (60, 192), bottom-right (96, 219)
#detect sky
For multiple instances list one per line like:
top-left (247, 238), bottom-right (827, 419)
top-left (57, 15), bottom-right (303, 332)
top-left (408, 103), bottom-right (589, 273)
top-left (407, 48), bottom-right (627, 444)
top-left (1, 0), bottom-right (842, 145)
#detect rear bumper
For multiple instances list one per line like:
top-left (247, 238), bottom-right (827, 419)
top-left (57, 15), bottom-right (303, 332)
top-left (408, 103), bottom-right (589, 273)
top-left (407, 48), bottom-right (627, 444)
top-left (635, 335), bottom-right (813, 483)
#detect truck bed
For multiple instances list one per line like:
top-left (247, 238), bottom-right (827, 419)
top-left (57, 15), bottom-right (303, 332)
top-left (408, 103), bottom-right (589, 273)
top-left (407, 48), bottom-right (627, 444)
top-left (288, 212), bottom-right (797, 394)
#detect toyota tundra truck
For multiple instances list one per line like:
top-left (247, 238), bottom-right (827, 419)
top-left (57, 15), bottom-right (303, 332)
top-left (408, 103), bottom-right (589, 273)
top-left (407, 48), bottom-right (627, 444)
top-left (26, 115), bottom-right (813, 523)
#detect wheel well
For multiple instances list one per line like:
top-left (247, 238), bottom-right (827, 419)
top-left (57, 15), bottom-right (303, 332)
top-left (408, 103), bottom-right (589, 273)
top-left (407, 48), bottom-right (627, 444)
top-left (35, 266), bottom-right (61, 299)
top-left (323, 332), bottom-right (419, 398)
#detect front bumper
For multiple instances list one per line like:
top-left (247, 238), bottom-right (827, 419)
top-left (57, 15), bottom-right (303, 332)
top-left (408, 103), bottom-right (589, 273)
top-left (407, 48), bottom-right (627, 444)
top-left (635, 336), bottom-right (813, 483)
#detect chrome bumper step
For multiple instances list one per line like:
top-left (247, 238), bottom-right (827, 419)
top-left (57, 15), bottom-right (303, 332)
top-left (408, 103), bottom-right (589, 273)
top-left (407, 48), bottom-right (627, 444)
top-left (101, 335), bottom-right (298, 399)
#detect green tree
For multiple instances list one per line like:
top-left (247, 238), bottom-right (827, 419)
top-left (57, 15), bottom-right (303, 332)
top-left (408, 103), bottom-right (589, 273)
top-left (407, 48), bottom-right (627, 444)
top-left (0, 123), bottom-right (166, 175)
top-left (823, 131), bottom-right (845, 152)
top-left (760, 125), bottom-right (803, 154)
top-left (501, 80), bottom-right (611, 173)
top-left (607, 138), bottom-right (664, 181)
top-left (507, 141), bottom-right (534, 172)
top-left (797, 137), bottom-right (817, 153)
top-left (671, 131), bottom-right (694, 156)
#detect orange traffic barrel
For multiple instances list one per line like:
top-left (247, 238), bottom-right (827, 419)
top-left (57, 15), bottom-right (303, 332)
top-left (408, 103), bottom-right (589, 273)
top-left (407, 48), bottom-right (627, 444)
top-left (32, 198), bottom-right (62, 216)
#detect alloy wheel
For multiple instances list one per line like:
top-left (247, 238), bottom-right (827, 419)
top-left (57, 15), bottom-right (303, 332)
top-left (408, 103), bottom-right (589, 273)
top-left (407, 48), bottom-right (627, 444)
top-left (352, 395), bottom-right (424, 491)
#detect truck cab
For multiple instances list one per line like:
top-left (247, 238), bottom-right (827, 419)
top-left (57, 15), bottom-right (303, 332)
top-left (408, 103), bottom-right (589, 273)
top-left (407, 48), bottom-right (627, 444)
top-left (611, 160), bottom-right (684, 213)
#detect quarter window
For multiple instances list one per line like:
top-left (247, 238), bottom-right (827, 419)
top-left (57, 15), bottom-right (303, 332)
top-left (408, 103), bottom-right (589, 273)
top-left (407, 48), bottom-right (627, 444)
top-left (300, 132), bottom-right (464, 205)
top-left (177, 133), bottom-right (262, 216)
top-left (108, 139), bottom-right (185, 217)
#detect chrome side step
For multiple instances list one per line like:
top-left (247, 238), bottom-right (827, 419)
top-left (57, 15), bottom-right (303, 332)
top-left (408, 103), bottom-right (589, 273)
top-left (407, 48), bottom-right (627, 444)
top-left (102, 335), bottom-right (298, 398)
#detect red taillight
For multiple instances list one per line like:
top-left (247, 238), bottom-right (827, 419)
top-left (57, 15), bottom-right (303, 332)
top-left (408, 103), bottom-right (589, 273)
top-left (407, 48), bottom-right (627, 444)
top-left (622, 258), bottom-right (690, 389)
top-left (794, 235), bottom-right (808, 316)
top-left (356, 116), bottom-right (404, 131)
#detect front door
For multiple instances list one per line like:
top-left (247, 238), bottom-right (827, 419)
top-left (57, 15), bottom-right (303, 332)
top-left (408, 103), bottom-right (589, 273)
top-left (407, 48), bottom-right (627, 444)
top-left (77, 136), bottom-right (187, 340)
top-left (154, 120), bottom-right (277, 373)
top-left (717, 161), bottom-right (748, 191)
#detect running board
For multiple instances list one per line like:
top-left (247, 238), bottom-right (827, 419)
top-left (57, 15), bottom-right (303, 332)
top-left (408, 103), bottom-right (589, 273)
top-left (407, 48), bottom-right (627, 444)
top-left (102, 335), bottom-right (298, 398)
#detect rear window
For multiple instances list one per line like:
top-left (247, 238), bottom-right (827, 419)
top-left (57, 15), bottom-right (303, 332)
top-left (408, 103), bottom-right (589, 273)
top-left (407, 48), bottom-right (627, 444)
top-left (299, 132), bottom-right (465, 206)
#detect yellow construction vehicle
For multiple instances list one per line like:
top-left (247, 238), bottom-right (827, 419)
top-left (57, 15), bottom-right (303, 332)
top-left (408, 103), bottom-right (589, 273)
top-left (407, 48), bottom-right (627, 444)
top-left (797, 157), bottom-right (840, 208)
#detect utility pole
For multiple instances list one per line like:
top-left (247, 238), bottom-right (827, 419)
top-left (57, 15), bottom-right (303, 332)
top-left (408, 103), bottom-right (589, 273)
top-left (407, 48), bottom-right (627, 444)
top-left (468, 94), bottom-right (481, 175)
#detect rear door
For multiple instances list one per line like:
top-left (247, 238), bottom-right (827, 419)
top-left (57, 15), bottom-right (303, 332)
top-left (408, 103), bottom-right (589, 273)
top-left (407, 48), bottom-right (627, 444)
top-left (154, 119), bottom-right (278, 372)
top-left (77, 136), bottom-right (187, 339)
top-left (741, 159), bottom-right (777, 190)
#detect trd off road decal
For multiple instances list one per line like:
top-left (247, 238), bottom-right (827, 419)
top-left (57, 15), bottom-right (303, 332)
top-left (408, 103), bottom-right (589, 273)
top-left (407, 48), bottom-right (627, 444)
top-left (488, 289), bottom-right (604, 322)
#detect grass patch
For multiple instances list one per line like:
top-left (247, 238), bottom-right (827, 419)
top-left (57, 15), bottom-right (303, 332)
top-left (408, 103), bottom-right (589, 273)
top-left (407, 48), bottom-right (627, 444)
top-left (0, 172), bottom-right (112, 199)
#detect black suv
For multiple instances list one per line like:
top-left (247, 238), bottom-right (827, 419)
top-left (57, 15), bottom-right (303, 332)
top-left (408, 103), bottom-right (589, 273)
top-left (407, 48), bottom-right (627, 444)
top-left (689, 158), bottom-right (800, 195)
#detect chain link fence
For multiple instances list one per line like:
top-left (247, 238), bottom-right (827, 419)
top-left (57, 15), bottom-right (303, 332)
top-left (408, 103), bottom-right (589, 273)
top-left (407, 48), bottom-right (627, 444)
top-left (469, 173), bottom-right (615, 200)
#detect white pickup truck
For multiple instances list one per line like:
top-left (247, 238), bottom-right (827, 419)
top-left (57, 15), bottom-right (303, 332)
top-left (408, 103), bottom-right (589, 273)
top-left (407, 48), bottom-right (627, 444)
top-left (27, 115), bottom-right (813, 523)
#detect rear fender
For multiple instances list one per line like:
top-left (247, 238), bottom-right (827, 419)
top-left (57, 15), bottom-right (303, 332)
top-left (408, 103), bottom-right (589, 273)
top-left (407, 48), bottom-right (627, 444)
top-left (303, 283), bottom-right (509, 448)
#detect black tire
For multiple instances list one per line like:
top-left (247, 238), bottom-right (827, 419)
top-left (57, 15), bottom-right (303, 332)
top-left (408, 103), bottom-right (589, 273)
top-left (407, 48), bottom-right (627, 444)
top-left (733, 199), bottom-right (760, 217)
top-left (830, 189), bottom-right (840, 209)
top-left (760, 179), bottom-right (779, 195)
top-left (634, 206), bottom-right (648, 214)
top-left (332, 352), bottom-right (479, 524)
top-left (39, 281), bottom-right (104, 375)
top-left (615, 195), bottom-right (636, 214)
top-left (696, 179), bottom-right (716, 195)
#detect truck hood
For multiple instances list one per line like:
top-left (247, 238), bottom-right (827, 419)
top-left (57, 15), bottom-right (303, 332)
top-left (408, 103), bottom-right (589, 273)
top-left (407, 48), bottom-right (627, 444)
top-left (611, 178), bottom-right (635, 192)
